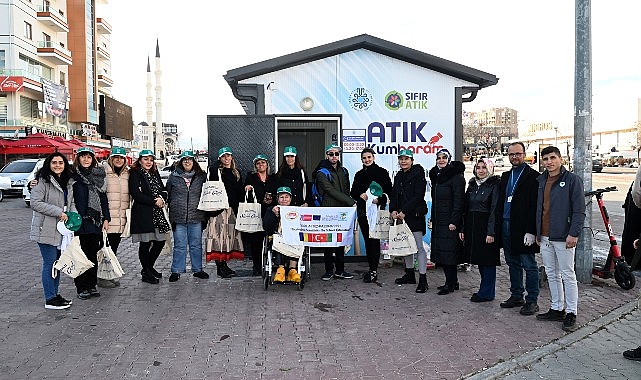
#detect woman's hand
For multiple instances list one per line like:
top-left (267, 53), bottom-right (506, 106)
top-left (459, 232), bottom-right (464, 241)
top-left (448, 224), bottom-right (456, 231)
top-left (360, 193), bottom-right (368, 201)
top-left (102, 220), bottom-right (109, 231)
top-left (272, 206), bottom-right (280, 216)
top-left (486, 235), bottom-right (494, 244)
top-left (397, 211), bottom-right (405, 220)
top-left (391, 211), bottom-right (398, 219)
top-left (154, 197), bottom-right (164, 208)
top-left (245, 185), bottom-right (253, 192)
top-left (60, 212), bottom-right (68, 222)
top-left (634, 239), bottom-right (639, 250)
top-left (301, 202), bottom-right (308, 207)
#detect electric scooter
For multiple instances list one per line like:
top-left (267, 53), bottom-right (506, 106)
top-left (585, 186), bottom-right (636, 290)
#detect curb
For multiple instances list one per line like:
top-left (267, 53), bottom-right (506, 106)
top-left (465, 297), bottom-right (640, 379)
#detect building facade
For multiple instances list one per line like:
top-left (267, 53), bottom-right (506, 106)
top-left (462, 107), bottom-right (519, 151)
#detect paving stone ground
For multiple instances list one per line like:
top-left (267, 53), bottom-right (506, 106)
top-left (1, 200), bottom-right (639, 379)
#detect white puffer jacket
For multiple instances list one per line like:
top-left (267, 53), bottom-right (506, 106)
top-left (103, 161), bottom-right (130, 234)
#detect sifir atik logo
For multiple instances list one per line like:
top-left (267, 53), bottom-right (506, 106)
top-left (385, 90), bottom-right (429, 111)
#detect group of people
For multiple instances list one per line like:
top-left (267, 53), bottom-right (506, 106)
top-left (31, 141), bottom-right (589, 334)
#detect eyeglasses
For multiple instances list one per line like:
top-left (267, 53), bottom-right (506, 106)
top-left (508, 153), bottom-right (524, 157)
top-left (327, 152), bottom-right (340, 157)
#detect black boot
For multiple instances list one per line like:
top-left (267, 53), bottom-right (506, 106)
top-left (395, 268), bottom-right (416, 284)
top-left (216, 261), bottom-right (232, 279)
top-left (141, 269), bottom-right (159, 284)
top-left (416, 274), bottom-right (428, 293)
top-left (221, 261), bottom-right (236, 276)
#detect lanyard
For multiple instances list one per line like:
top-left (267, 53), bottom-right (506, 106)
top-left (507, 167), bottom-right (524, 197)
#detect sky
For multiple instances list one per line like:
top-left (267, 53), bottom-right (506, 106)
top-left (103, 0), bottom-right (641, 150)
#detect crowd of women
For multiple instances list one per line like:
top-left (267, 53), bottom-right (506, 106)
top-left (31, 143), bottom-right (503, 310)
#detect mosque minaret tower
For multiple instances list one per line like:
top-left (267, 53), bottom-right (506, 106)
top-left (153, 39), bottom-right (165, 156)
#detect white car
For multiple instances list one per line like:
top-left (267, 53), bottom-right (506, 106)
top-left (0, 176), bottom-right (11, 202)
top-left (0, 158), bottom-right (45, 205)
top-left (493, 156), bottom-right (506, 167)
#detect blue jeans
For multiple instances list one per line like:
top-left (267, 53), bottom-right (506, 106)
top-left (171, 223), bottom-right (203, 273)
top-left (38, 243), bottom-right (61, 301)
top-left (502, 220), bottom-right (539, 303)
top-left (477, 265), bottom-right (496, 300)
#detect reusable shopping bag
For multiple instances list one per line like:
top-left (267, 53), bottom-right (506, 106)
top-left (272, 233), bottom-right (304, 259)
top-left (53, 236), bottom-right (94, 278)
top-left (197, 169), bottom-right (229, 212)
top-left (387, 219), bottom-right (417, 257)
top-left (369, 206), bottom-right (391, 240)
top-left (97, 232), bottom-right (125, 280)
top-left (160, 206), bottom-right (172, 255)
top-left (120, 200), bottom-right (132, 239)
top-left (235, 191), bottom-right (264, 233)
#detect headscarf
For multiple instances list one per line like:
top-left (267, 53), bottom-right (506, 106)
top-left (474, 158), bottom-right (494, 186)
top-left (76, 166), bottom-right (107, 228)
top-left (435, 148), bottom-right (452, 164)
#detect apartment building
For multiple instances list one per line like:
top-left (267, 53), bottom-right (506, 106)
top-left (0, 0), bottom-right (115, 149)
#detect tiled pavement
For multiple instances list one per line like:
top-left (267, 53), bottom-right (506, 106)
top-left (1, 203), bottom-right (639, 379)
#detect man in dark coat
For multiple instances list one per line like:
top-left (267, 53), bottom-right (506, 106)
top-left (314, 144), bottom-right (356, 281)
top-left (497, 142), bottom-right (540, 316)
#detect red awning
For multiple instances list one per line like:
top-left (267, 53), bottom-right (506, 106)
top-left (0, 133), bottom-right (74, 155)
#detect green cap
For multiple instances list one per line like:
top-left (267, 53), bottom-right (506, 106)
top-left (218, 146), bottom-right (233, 158)
top-left (283, 146), bottom-right (297, 156)
top-left (277, 186), bottom-right (292, 195)
top-left (139, 149), bottom-right (155, 158)
top-left (64, 211), bottom-right (82, 232)
top-left (110, 147), bottom-right (126, 157)
top-left (253, 154), bottom-right (268, 164)
top-left (398, 149), bottom-right (413, 158)
top-left (180, 150), bottom-right (195, 159)
top-left (325, 144), bottom-right (341, 153)
top-left (369, 181), bottom-right (383, 197)
top-left (77, 147), bottom-right (95, 155)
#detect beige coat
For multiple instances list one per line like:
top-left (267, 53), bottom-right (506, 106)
top-left (103, 161), bottom-right (130, 234)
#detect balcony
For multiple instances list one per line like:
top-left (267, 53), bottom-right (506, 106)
top-left (96, 46), bottom-right (111, 60)
top-left (96, 18), bottom-right (112, 34)
top-left (97, 72), bottom-right (113, 87)
top-left (37, 6), bottom-right (69, 32)
top-left (37, 41), bottom-right (72, 66)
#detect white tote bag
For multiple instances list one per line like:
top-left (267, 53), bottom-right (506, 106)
top-left (197, 169), bottom-right (229, 212)
top-left (387, 219), bottom-right (418, 257)
top-left (97, 232), bottom-right (125, 280)
top-left (120, 200), bottom-right (132, 239)
top-left (369, 207), bottom-right (391, 240)
top-left (272, 233), bottom-right (304, 259)
top-left (53, 236), bottom-right (95, 278)
top-left (235, 191), bottom-right (264, 233)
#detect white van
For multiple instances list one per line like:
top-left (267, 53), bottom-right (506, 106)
top-left (0, 159), bottom-right (45, 204)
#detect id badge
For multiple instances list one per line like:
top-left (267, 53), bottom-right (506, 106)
top-left (507, 196), bottom-right (513, 203)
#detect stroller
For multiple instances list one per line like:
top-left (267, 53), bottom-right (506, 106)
top-left (261, 235), bottom-right (311, 290)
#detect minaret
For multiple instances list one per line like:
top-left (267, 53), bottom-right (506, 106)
top-left (146, 56), bottom-right (153, 126)
top-left (154, 38), bottom-right (165, 156)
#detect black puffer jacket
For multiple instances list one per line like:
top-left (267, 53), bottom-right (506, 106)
top-left (389, 164), bottom-right (428, 234)
top-left (244, 172), bottom-right (277, 217)
top-left (428, 161), bottom-right (466, 265)
top-left (350, 162), bottom-right (393, 219)
top-left (166, 168), bottom-right (207, 224)
top-left (276, 166), bottom-right (311, 206)
top-left (462, 175), bottom-right (501, 266)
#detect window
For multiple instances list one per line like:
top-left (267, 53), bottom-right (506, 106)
top-left (24, 22), bottom-right (32, 40)
top-left (42, 33), bottom-right (51, 47)
top-left (0, 50), bottom-right (5, 70)
top-left (60, 72), bottom-right (66, 86)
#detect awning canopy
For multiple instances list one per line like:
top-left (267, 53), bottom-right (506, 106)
top-left (0, 133), bottom-right (74, 155)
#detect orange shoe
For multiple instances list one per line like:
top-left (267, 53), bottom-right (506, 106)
top-left (273, 266), bottom-right (285, 283)
top-left (287, 268), bottom-right (301, 283)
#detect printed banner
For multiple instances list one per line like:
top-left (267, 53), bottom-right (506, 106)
top-left (41, 78), bottom-right (67, 117)
top-left (280, 206), bottom-right (357, 247)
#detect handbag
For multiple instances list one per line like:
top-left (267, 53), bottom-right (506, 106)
top-left (369, 207), bottom-right (391, 240)
top-left (197, 169), bottom-right (229, 212)
top-left (120, 200), bottom-right (132, 239)
top-left (272, 233), bottom-right (304, 259)
top-left (97, 232), bottom-right (125, 280)
top-left (235, 191), bottom-right (264, 233)
top-left (52, 236), bottom-right (94, 278)
top-left (387, 219), bottom-right (418, 257)
top-left (161, 206), bottom-right (172, 255)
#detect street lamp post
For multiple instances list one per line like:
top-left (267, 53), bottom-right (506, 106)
top-left (554, 125), bottom-right (559, 146)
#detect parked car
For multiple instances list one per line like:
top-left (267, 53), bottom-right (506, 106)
top-left (592, 158), bottom-right (603, 173)
top-left (0, 176), bottom-right (11, 202)
top-left (493, 156), bottom-right (506, 167)
top-left (0, 159), bottom-right (45, 203)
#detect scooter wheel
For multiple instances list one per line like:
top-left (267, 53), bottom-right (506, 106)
top-left (614, 261), bottom-right (636, 290)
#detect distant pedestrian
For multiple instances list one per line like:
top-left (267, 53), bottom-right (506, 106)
top-left (534, 146), bottom-right (585, 332)
top-left (497, 142), bottom-right (540, 316)
top-left (128, 150), bottom-right (170, 285)
top-left (276, 146), bottom-right (311, 206)
top-left (72, 147), bottom-right (110, 299)
top-left (390, 149), bottom-right (429, 292)
top-left (350, 147), bottom-right (393, 283)
top-left (30, 152), bottom-right (76, 310)
top-left (244, 154), bottom-right (277, 276)
top-left (166, 151), bottom-right (209, 282)
top-left (205, 146), bottom-right (244, 278)
top-left (99, 146), bottom-right (130, 288)
top-left (313, 144), bottom-right (356, 281)
top-left (460, 158), bottom-right (501, 302)
top-left (428, 148), bottom-right (465, 295)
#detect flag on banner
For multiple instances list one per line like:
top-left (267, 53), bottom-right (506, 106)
top-left (280, 206), bottom-right (356, 247)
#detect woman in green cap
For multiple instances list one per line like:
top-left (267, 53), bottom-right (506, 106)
top-left (205, 147), bottom-right (244, 278)
top-left (128, 150), bottom-right (170, 284)
top-left (72, 147), bottom-right (111, 299)
top-left (276, 146), bottom-right (311, 206)
top-left (99, 147), bottom-right (130, 288)
top-left (30, 152), bottom-right (76, 310)
top-left (390, 148), bottom-right (430, 293)
top-left (350, 147), bottom-right (393, 283)
top-left (243, 154), bottom-right (277, 276)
